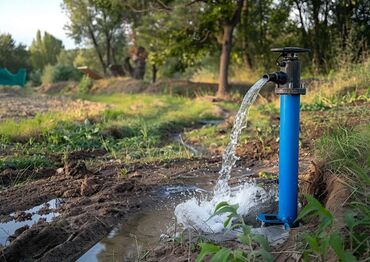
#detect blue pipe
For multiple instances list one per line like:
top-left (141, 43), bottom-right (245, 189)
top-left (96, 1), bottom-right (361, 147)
top-left (278, 94), bottom-right (300, 226)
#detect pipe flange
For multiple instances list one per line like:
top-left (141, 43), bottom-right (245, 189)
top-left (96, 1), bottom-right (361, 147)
top-left (275, 87), bottom-right (306, 95)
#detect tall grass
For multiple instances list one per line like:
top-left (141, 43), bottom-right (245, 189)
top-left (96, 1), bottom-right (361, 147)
top-left (315, 124), bottom-right (370, 259)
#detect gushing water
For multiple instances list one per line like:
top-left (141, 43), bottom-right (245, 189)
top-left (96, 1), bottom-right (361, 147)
top-left (175, 78), bottom-right (272, 233)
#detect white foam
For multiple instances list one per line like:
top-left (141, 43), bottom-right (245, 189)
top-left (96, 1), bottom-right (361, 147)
top-left (175, 78), bottom-right (272, 233)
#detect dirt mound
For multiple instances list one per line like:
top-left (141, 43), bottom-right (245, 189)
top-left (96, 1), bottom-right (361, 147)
top-left (38, 81), bottom-right (77, 95)
top-left (90, 77), bottom-right (149, 94)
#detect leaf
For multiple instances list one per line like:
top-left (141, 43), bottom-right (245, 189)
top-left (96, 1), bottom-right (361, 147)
top-left (196, 243), bottom-right (221, 262)
top-left (233, 250), bottom-right (247, 261)
top-left (304, 234), bottom-right (320, 253)
top-left (329, 232), bottom-right (357, 262)
top-left (252, 234), bottom-right (270, 251)
top-left (297, 194), bottom-right (333, 229)
top-left (210, 248), bottom-right (231, 262)
top-left (248, 249), bottom-right (273, 262)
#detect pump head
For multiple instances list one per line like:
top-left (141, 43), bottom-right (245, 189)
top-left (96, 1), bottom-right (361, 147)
top-left (264, 47), bottom-right (310, 95)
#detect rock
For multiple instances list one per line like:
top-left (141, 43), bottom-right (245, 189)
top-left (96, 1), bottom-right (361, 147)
top-left (56, 167), bottom-right (64, 175)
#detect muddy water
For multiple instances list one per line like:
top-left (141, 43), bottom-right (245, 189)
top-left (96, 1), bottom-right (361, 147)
top-left (78, 169), bottom-right (267, 261)
top-left (77, 185), bottom-right (209, 262)
top-left (0, 198), bottom-right (63, 245)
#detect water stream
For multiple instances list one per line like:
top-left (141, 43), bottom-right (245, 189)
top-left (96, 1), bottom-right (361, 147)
top-left (174, 78), bottom-right (272, 233)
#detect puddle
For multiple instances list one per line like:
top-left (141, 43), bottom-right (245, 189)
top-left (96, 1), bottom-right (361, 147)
top-left (78, 185), bottom-right (206, 262)
top-left (78, 168), bottom-right (277, 262)
top-left (0, 198), bottom-right (63, 245)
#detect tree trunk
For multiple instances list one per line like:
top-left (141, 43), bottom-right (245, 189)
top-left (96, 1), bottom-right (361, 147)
top-left (106, 34), bottom-right (111, 67)
top-left (88, 26), bottom-right (107, 74)
top-left (242, 0), bottom-right (252, 70)
top-left (217, 0), bottom-right (244, 98)
top-left (152, 64), bottom-right (157, 83)
top-left (218, 25), bottom-right (234, 98)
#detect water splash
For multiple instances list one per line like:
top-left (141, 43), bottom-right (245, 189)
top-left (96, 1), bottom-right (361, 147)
top-left (175, 78), bottom-right (271, 233)
top-left (214, 78), bottom-right (268, 196)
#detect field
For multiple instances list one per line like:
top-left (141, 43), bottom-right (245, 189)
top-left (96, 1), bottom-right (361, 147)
top-left (0, 65), bottom-right (369, 261)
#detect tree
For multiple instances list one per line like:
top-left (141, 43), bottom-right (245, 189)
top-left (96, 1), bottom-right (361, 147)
top-left (138, 0), bottom-right (245, 97)
top-left (0, 33), bottom-right (29, 72)
top-left (63, 0), bottom-right (127, 74)
top-left (29, 30), bottom-right (64, 71)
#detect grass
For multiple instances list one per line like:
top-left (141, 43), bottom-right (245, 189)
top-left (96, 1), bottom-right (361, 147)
top-left (313, 124), bottom-right (370, 260)
top-left (0, 94), bottom-right (224, 172)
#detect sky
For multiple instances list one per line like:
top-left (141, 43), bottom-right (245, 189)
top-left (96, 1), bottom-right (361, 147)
top-left (0, 0), bottom-right (76, 49)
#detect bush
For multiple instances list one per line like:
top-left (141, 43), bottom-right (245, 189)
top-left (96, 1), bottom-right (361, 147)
top-left (41, 64), bottom-right (82, 85)
top-left (53, 64), bottom-right (81, 82)
top-left (29, 69), bottom-right (42, 86)
top-left (77, 76), bottom-right (93, 95)
top-left (41, 64), bottom-right (55, 85)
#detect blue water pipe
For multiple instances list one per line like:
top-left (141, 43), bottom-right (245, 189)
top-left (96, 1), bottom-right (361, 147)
top-left (257, 47), bottom-right (309, 228)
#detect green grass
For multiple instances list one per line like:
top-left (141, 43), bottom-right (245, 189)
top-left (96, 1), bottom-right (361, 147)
top-left (314, 124), bottom-right (370, 260)
top-left (0, 94), bottom-right (224, 170)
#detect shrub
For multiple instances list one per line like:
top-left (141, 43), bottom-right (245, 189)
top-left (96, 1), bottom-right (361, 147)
top-left (29, 69), bottom-right (42, 86)
top-left (41, 64), bottom-right (55, 85)
top-left (77, 75), bottom-right (93, 95)
top-left (41, 64), bottom-right (82, 85)
top-left (53, 64), bottom-right (81, 82)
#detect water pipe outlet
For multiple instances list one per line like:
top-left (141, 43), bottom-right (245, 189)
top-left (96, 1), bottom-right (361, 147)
top-left (257, 47), bottom-right (310, 228)
top-left (263, 72), bottom-right (288, 85)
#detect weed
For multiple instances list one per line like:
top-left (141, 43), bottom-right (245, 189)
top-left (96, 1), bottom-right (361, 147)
top-left (196, 201), bottom-right (272, 262)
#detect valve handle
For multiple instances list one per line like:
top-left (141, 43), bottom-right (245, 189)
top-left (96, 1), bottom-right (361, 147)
top-left (271, 47), bottom-right (310, 55)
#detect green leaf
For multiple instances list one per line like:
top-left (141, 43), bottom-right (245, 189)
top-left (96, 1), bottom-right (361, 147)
top-left (232, 250), bottom-right (247, 261)
top-left (304, 234), bottom-right (320, 253)
top-left (297, 194), bottom-right (333, 230)
top-left (329, 232), bottom-right (357, 262)
top-left (210, 248), bottom-right (231, 262)
top-left (196, 243), bottom-right (221, 262)
top-left (252, 234), bottom-right (271, 251)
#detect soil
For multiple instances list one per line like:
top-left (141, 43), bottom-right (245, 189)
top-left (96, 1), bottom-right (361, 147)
top-left (0, 90), bottom-right (105, 121)
top-left (0, 153), bottom-right (270, 261)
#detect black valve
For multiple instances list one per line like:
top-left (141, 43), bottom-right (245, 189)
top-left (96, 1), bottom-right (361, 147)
top-left (265, 47), bottom-right (310, 95)
top-left (263, 71), bottom-right (288, 85)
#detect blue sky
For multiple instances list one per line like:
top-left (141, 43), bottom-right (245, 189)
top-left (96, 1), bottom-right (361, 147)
top-left (0, 0), bottom-right (76, 49)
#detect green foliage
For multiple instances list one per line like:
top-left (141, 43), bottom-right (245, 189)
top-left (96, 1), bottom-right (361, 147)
top-left (0, 155), bottom-right (53, 171)
top-left (62, 0), bottom-right (127, 73)
top-left (297, 194), bottom-right (357, 262)
top-left (77, 76), bottom-right (93, 95)
top-left (41, 64), bottom-right (81, 84)
top-left (41, 64), bottom-right (55, 85)
top-left (29, 69), bottom-right (42, 86)
top-left (30, 30), bottom-right (64, 71)
top-left (197, 201), bottom-right (272, 262)
top-left (0, 33), bottom-right (29, 72)
top-left (0, 94), bottom-right (221, 163)
top-left (314, 125), bottom-right (370, 260)
top-left (52, 64), bottom-right (81, 82)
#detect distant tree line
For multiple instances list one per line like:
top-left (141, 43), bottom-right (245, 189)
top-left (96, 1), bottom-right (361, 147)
top-left (0, 0), bottom-right (368, 95)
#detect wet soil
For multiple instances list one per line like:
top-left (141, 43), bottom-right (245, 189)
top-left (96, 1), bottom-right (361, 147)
top-left (0, 148), bottom-right (315, 262)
